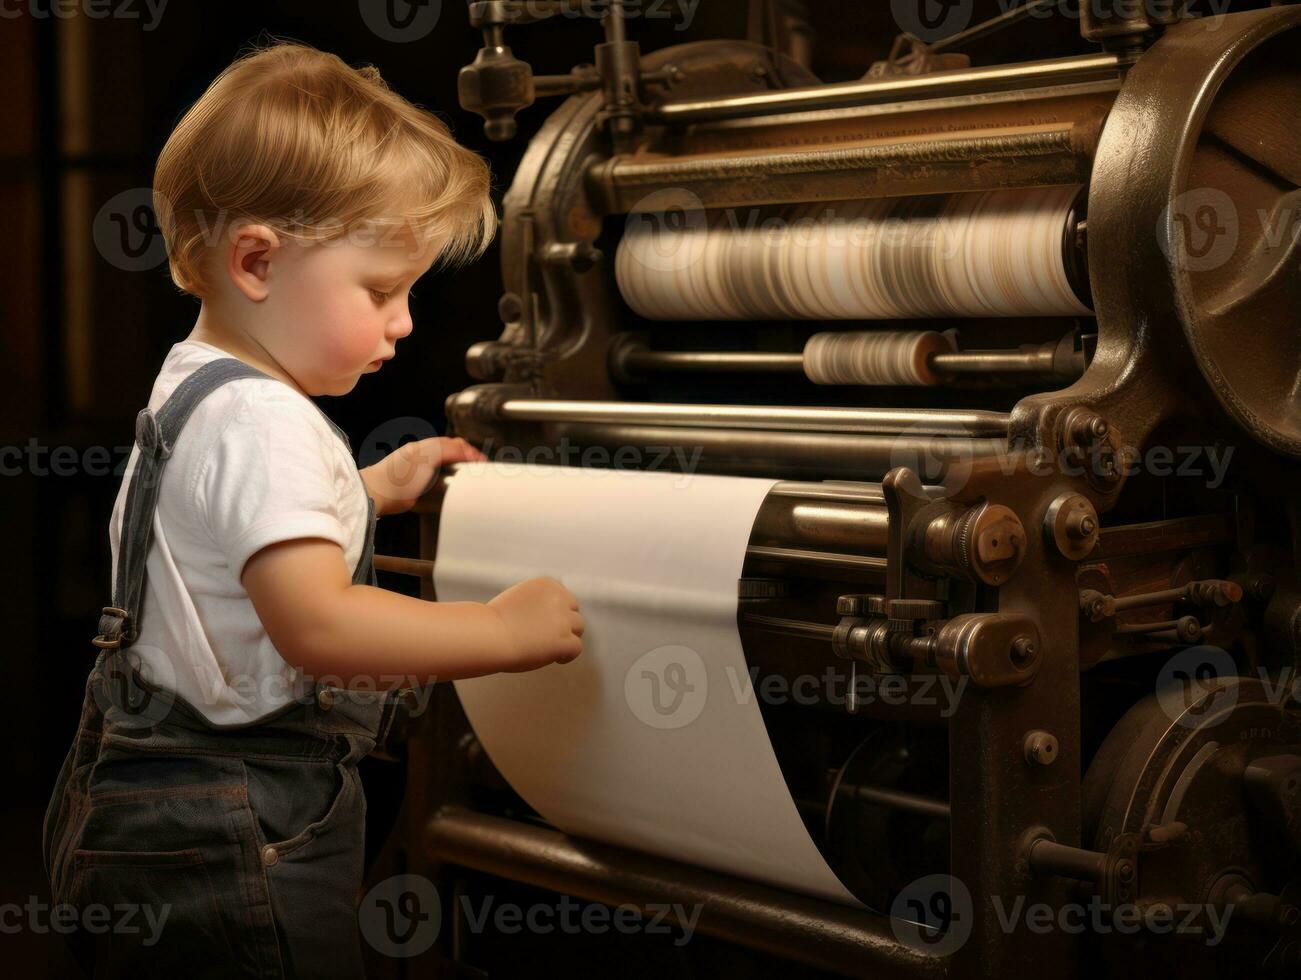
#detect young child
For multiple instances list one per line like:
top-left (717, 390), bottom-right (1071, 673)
top-left (42, 40), bottom-right (584, 978)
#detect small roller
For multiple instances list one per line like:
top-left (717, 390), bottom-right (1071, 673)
top-left (803, 331), bottom-right (957, 386)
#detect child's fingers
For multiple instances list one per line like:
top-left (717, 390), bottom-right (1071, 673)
top-left (442, 437), bottom-right (487, 462)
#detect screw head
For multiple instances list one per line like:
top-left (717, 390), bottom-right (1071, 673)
top-left (1023, 730), bottom-right (1059, 766)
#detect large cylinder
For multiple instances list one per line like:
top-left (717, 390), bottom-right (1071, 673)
top-left (616, 186), bottom-right (1091, 321)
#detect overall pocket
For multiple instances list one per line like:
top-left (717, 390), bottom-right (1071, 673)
top-left (64, 847), bottom-right (237, 977)
top-left (242, 756), bottom-right (357, 861)
top-left (65, 747), bottom-right (282, 978)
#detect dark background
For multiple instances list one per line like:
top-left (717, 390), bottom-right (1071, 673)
top-left (0, 0), bottom-right (1277, 974)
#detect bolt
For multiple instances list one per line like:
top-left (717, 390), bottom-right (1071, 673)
top-left (1023, 729), bottom-right (1058, 766)
top-left (1174, 615), bottom-right (1203, 643)
top-left (1065, 509), bottom-right (1097, 541)
top-left (1011, 636), bottom-right (1038, 669)
top-left (1067, 411), bottom-right (1109, 448)
top-left (1117, 861), bottom-right (1135, 883)
top-left (1249, 575), bottom-right (1277, 603)
top-left (1147, 821), bottom-right (1187, 844)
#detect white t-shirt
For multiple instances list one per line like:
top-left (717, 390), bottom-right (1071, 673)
top-left (107, 339), bottom-right (371, 725)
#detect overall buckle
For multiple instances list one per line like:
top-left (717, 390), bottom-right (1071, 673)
top-left (92, 606), bottom-right (132, 650)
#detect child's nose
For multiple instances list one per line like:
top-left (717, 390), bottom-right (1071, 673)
top-left (389, 310), bottom-right (414, 339)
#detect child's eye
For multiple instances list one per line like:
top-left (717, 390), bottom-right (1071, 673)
top-left (369, 288), bottom-right (392, 304)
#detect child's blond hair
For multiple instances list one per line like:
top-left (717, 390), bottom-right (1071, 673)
top-left (153, 38), bottom-right (496, 299)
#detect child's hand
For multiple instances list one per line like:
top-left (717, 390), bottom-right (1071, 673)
top-left (361, 437), bottom-right (487, 517)
top-left (487, 577), bottom-right (585, 671)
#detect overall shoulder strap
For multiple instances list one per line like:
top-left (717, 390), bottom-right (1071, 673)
top-left (94, 357), bottom-right (272, 652)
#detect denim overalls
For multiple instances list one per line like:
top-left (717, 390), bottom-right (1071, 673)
top-left (42, 357), bottom-right (403, 979)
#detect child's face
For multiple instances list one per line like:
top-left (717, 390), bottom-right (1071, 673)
top-left (257, 226), bottom-right (443, 396)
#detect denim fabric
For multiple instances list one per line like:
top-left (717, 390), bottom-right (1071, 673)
top-left (42, 357), bottom-right (392, 979)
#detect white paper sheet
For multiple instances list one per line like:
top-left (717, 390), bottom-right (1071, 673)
top-left (436, 462), bottom-right (861, 907)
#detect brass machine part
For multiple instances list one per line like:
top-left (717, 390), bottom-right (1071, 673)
top-left (830, 611), bottom-right (1042, 688)
top-left (1076, 677), bottom-right (1301, 974)
top-left (1044, 492), bottom-right (1101, 561)
top-left (916, 501), bottom-right (1027, 587)
top-left (459, 0), bottom-right (679, 144)
top-left (1079, 578), bottom-right (1244, 622)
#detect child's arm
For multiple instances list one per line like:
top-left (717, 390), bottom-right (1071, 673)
top-left (242, 538), bottom-right (584, 687)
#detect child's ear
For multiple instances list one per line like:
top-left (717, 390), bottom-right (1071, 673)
top-left (227, 224), bottom-right (281, 301)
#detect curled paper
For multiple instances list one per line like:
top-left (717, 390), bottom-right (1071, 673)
top-left (436, 462), bottom-right (862, 907)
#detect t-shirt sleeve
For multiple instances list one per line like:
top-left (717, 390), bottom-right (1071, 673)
top-left (195, 385), bottom-right (351, 582)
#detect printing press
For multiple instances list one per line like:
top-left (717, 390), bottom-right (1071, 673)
top-left (369, 2), bottom-right (1301, 977)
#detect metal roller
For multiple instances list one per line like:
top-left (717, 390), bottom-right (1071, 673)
top-left (803, 331), bottom-right (956, 386)
top-left (616, 186), bottom-right (1092, 321)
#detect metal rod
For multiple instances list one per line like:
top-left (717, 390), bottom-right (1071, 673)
top-left (753, 495), bottom-right (889, 554)
top-left (848, 784), bottom-right (952, 822)
top-left (925, 0), bottom-right (1061, 55)
top-left (1222, 884), bottom-right (1282, 928)
top-left (647, 53), bottom-right (1121, 124)
top-left (373, 554), bottom-right (433, 580)
top-left (622, 349), bottom-right (805, 374)
top-left (425, 806), bottom-right (948, 979)
top-left (595, 128), bottom-right (1088, 213)
top-left (616, 344), bottom-right (1083, 382)
top-left (499, 398), bottom-right (1010, 436)
top-left (1113, 618), bottom-right (1184, 634)
top-left (769, 481), bottom-right (888, 504)
top-left (1111, 579), bottom-right (1244, 612)
top-left (931, 348), bottom-right (1063, 375)
top-left (742, 612), bottom-right (838, 641)
top-left (545, 422), bottom-right (1003, 481)
top-left (1027, 838), bottom-right (1106, 883)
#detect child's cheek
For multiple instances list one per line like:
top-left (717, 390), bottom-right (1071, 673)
top-left (320, 301), bottom-right (382, 368)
